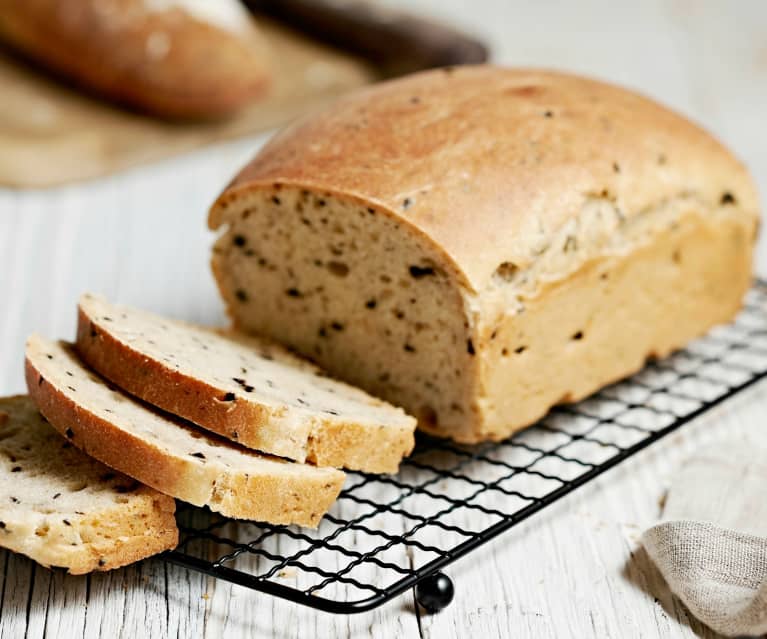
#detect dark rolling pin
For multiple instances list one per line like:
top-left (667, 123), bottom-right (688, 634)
top-left (245, 0), bottom-right (489, 75)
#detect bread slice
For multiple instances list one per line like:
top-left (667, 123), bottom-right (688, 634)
top-left (0, 395), bottom-right (177, 574)
top-left (25, 336), bottom-right (345, 527)
top-left (75, 293), bottom-right (416, 473)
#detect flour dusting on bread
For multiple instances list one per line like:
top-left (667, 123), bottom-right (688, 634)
top-left (143, 0), bottom-right (252, 34)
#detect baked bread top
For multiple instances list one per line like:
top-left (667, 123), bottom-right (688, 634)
top-left (0, 395), bottom-right (177, 574)
top-left (210, 65), bottom-right (759, 291)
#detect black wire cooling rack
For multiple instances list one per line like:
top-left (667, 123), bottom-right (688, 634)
top-left (163, 282), bottom-right (767, 614)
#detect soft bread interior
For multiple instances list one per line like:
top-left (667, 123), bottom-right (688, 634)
top-left (0, 395), bottom-right (177, 573)
top-left (211, 187), bottom-right (478, 437)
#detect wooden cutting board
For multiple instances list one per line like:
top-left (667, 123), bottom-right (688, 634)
top-left (0, 19), bottom-right (376, 189)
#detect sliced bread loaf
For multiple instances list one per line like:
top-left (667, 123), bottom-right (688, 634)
top-left (25, 336), bottom-right (345, 527)
top-left (0, 395), bottom-right (177, 574)
top-left (75, 293), bottom-right (416, 473)
top-left (208, 66), bottom-right (758, 444)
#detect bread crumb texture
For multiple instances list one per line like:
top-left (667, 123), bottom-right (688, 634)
top-left (0, 395), bottom-right (177, 574)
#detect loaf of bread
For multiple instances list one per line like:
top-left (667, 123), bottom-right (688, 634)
top-left (0, 0), bottom-right (270, 119)
top-left (75, 293), bottom-right (416, 473)
top-left (209, 65), bottom-right (760, 444)
top-left (0, 395), bottom-right (177, 574)
top-left (25, 336), bottom-right (345, 527)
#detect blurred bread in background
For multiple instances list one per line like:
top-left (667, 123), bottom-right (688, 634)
top-left (0, 1), bottom-right (488, 187)
top-left (0, 0), bottom-right (272, 119)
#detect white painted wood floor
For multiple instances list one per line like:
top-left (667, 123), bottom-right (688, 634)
top-left (1, 1), bottom-right (765, 637)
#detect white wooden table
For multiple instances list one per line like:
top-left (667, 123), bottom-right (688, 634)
top-left (1, 2), bottom-right (766, 637)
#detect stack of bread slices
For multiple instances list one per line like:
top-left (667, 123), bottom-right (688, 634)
top-left (1, 293), bottom-right (416, 573)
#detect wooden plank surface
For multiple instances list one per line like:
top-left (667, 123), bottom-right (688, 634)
top-left (1, 1), bottom-right (766, 637)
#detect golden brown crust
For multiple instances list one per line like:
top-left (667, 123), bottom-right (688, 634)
top-left (76, 306), bottom-right (269, 449)
top-left (25, 342), bottom-right (345, 527)
top-left (210, 65), bottom-right (758, 291)
top-left (75, 302), bottom-right (414, 473)
top-left (26, 357), bottom-right (194, 497)
top-left (0, 0), bottom-right (270, 119)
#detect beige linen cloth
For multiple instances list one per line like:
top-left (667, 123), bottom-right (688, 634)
top-left (641, 442), bottom-right (767, 636)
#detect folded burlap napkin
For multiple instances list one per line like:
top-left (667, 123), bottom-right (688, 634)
top-left (641, 442), bottom-right (767, 637)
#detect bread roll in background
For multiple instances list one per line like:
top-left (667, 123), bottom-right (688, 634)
top-left (209, 65), bottom-right (760, 444)
top-left (25, 336), bottom-right (345, 528)
top-left (0, 0), bottom-right (271, 119)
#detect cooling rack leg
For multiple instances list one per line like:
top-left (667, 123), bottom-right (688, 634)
top-left (415, 571), bottom-right (455, 613)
